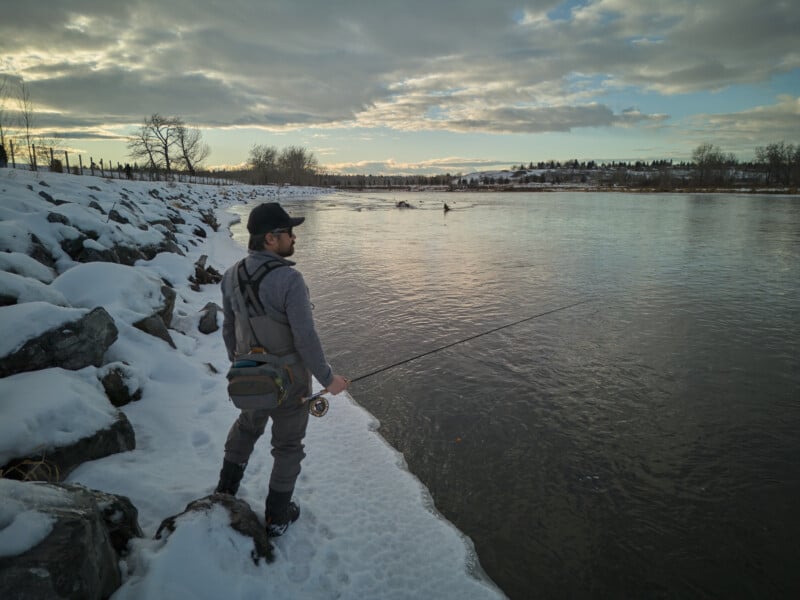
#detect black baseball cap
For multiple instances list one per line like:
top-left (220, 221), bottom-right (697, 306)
top-left (246, 203), bottom-right (305, 235)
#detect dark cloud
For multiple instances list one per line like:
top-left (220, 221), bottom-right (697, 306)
top-left (0, 0), bottom-right (796, 140)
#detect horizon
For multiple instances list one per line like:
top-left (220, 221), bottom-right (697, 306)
top-left (1, 1), bottom-right (798, 175)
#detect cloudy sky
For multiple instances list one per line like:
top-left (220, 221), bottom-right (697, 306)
top-left (1, 0), bottom-right (798, 174)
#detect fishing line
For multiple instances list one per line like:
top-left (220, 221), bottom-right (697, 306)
top-left (308, 297), bottom-right (592, 416)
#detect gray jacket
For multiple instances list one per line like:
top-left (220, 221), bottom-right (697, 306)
top-left (221, 249), bottom-right (334, 389)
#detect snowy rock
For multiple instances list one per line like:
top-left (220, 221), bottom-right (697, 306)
top-left (2, 411), bottom-right (135, 482)
top-left (0, 305), bottom-right (118, 377)
top-left (0, 251), bottom-right (56, 284)
top-left (0, 480), bottom-right (142, 600)
top-left (156, 494), bottom-right (274, 565)
top-left (198, 301), bottom-right (221, 334)
top-left (99, 362), bottom-right (143, 407)
top-left (133, 314), bottom-right (176, 348)
top-left (51, 262), bottom-right (176, 327)
top-left (0, 270), bottom-right (69, 307)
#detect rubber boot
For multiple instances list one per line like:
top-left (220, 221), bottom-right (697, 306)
top-left (214, 460), bottom-right (246, 495)
top-left (265, 488), bottom-right (300, 537)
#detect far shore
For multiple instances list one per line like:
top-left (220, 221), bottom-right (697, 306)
top-left (336, 185), bottom-right (799, 195)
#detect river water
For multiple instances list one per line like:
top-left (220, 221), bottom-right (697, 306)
top-left (230, 191), bottom-right (800, 599)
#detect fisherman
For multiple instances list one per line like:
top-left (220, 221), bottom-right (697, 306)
top-left (214, 202), bottom-right (349, 536)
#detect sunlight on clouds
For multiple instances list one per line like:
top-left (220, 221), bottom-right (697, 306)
top-left (0, 1), bottom-right (796, 166)
top-left (64, 15), bottom-right (93, 34)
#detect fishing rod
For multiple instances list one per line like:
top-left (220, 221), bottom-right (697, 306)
top-left (307, 297), bottom-right (592, 416)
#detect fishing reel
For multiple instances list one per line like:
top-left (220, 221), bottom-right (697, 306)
top-left (308, 393), bottom-right (329, 417)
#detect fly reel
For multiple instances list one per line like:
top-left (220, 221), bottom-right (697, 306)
top-left (308, 394), bottom-right (329, 417)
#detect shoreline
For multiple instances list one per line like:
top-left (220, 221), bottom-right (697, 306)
top-left (333, 185), bottom-right (800, 195)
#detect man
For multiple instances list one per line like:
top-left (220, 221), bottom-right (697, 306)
top-left (215, 202), bottom-right (349, 536)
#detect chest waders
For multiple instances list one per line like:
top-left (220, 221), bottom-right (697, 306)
top-left (225, 259), bottom-right (306, 410)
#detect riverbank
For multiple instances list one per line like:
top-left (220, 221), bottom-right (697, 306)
top-left (0, 168), bottom-right (506, 599)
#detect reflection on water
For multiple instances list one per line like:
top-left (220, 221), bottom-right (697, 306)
top-left (230, 192), bottom-right (800, 599)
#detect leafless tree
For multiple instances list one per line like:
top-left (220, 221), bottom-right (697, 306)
top-left (277, 145), bottom-right (319, 185)
top-left (17, 80), bottom-right (36, 168)
top-left (128, 114), bottom-right (210, 174)
top-left (127, 114), bottom-right (182, 172)
top-left (692, 142), bottom-right (736, 186)
top-left (0, 74), bottom-right (12, 147)
top-left (755, 141), bottom-right (798, 186)
top-left (248, 144), bottom-right (279, 184)
top-left (176, 123), bottom-right (209, 174)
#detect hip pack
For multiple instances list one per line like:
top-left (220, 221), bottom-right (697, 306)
top-left (226, 259), bottom-right (300, 410)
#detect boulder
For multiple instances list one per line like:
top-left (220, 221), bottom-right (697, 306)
top-left (1, 411), bottom-right (136, 482)
top-left (100, 363), bottom-right (143, 407)
top-left (0, 306), bottom-right (118, 377)
top-left (132, 314), bottom-right (176, 348)
top-left (113, 245), bottom-right (147, 266)
top-left (189, 255), bottom-right (222, 291)
top-left (156, 494), bottom-right (274, 565)
top-left (0, 480), bottom-right (142, 600)
top-left (198, 301), bottom-right (221, 334)
top-left (158, 284), bottom-right (176, 327)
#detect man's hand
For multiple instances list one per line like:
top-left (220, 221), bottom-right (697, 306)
top-left (325, 374), bottom-right (350, 395)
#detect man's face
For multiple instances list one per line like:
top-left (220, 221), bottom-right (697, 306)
top-left (267, 228), bottom-right (295, 257)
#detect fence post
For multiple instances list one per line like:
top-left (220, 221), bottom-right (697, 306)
top-left (79, 155), bottom-right (84, 175)
top-left (32, 144), bottom-right (38, 171)
top-left (50, 147), bottom-right (54, 170)
top-left (65, 151), bottom-right (70, 174)
top-left (99, 158), bottom-right (104, 177)
top-left (90, 156), bottom-right (95, 176)
top-left (10, 139), bottom-right (15, 168)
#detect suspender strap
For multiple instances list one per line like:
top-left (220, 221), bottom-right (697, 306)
top-left (237, 259), bottom-right (285, 317)
top-left (234, 259), bottom-right (300, 364)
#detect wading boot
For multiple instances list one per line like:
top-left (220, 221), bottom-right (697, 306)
top-left (265, 488), bottom-right (300, 537)
top-left (214, 460), bottom-right (246, 495)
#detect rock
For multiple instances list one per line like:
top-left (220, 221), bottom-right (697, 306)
top-left (113, 245), bottom-right (147, 266)
top-left (1, 412), bottom-right (136, 482)
top-left (0, 306), bottom-right (118, 377)
top-left (46, 212), bottom-right (70, 225)
top-left (189, 255), bottom-right (222, 291)
top-left (0, 480), bottom-right (142, 600)
top-left (156, 494), bottom-right (274, 565)
top-left (132, 314), bottom-right (176, 348)
top-left (78, 245), bottom-right (120, 264)
top-left (158, 284), bottom-right (176, 327)
top-left (100, 363), bottom-right (143, 407)
top-left (38, 190), bottom-right (56, 204)
top-left (107, 208), bottom-right (129, 224)
top-left (29, 234), bottom-right (57, 270)
top-left (198, 301), bottom-right (221, 334)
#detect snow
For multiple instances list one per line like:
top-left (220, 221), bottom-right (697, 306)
top-left (51, 262), bottom-right (170, 325)
top-left (0, 367), bottom-right (118, 466)
top-left (0, 479), bottom-right (66, 558)
top-left (0, 302), bottom-right (88, 356)
top-left (0, 168), bottom-right (505, 599)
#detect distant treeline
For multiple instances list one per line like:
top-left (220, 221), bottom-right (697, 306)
top-left (219, 141), bottom-right (800, 190)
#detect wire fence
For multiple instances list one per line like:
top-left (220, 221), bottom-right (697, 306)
top-left (0, 139), bottom-right (233, 186)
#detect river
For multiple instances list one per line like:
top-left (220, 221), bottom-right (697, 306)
top-left (231, 191), bottom-right (800, 599)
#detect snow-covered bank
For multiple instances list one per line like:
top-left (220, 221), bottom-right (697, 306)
top-left (0, 168), bottom-right (505, 599)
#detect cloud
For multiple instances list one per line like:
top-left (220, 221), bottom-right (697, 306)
top-left (322, 156), bottom-right (510, 176)
top-left (681, 95), bottom-right (800, 154)
top-left (0, 0), bottom-right (796, 144)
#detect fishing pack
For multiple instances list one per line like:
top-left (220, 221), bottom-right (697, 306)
top-left (226, 258), bottom-right (302, 410)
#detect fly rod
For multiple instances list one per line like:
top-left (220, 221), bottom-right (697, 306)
top-left (307, 297), bottom-right (591, 416)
